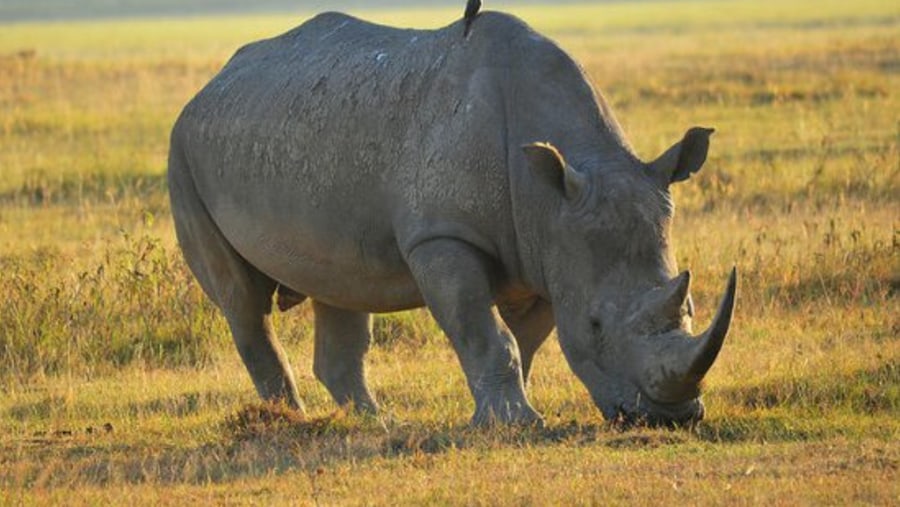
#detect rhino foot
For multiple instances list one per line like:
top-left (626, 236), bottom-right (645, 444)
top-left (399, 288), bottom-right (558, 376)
top-left (472, 397), bottom-right (544, 427)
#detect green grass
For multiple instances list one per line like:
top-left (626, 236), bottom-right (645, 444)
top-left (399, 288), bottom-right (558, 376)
top-left (1, 0), bottom-right (898, 503)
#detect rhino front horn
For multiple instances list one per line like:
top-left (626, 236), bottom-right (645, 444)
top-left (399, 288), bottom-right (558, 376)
top-left (686, 267), bottom-right (737, 381)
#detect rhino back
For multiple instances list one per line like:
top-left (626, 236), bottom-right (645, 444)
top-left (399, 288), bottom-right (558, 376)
top-left (172, 12), bottom-right (528, 310)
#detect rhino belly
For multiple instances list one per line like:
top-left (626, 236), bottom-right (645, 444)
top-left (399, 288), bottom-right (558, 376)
top-left (205, 183), bottom-right (425, 313)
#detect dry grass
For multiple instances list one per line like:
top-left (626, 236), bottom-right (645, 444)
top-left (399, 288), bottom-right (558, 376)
top-left (0, 0), bottom-right (898, 504)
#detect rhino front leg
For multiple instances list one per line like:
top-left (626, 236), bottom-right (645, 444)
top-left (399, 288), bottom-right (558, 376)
top-left (407, 239), bottom-right (542, 426)
top-left (312, 301), bottom-right (378, 413)
top-left (498, 297), bottom-right (555, 385)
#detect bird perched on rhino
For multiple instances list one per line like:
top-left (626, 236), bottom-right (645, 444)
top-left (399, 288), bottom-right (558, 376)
top-left (464, 0), bottom-right (482, 37)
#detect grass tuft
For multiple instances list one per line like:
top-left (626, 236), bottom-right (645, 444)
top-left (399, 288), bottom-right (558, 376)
top-left (224, 402), bottom-right (351, 442)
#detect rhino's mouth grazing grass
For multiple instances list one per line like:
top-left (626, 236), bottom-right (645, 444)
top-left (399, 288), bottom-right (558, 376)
top-left (576, 355), bottom-right (702, 429)
top-left (610, 396), bottom-right (705, 430)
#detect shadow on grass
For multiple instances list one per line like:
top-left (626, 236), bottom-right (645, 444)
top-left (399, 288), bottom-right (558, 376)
top-left (6, 390), bottom-right (243, 422)
top-left (764, 269), bottom-right (896, 309)
top-left (126, 391), bottom-right (245, 419)
top-left (0, 418), bottom-right (666, 489)
top-left (694, 415), bottom-right (820, 444)
top-left (715, 363), bottom-right (898, 414)
top-left (6, 379), bottom-right (893, 490)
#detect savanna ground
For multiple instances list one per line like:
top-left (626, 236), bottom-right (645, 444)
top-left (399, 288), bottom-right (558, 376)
top-left (0, 0), bottom-right (898, 504)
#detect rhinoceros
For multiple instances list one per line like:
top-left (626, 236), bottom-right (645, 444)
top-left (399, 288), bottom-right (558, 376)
top-left (168, 6), bottom-right (737, 427)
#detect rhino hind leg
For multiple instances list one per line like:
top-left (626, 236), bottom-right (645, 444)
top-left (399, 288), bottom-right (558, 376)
top-left (168, 154), bottom-right (303, 410)
top-left (225, 303), bottom-right (304, 410)
top-left (407, 239), bottom-right (543, 427)
top-left (498, 298), bottom-right (555, 385)
top-left (312, 300), bottom-right (378, 413)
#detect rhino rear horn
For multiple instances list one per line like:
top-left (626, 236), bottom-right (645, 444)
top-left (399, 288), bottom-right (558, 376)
top-left (660, 270), bottom-right (691, 321)
top-left (685, 267), bottom-right (737, 381)
top-left (631, 270), bottom-right (692, 328)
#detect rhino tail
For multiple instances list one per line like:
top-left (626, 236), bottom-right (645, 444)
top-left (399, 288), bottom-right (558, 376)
top-left (277, 284), bottom-right (307, 312)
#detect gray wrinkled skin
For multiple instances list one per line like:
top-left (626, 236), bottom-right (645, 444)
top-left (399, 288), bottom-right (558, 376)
top-left (168, 10), bottom-right (737, 427)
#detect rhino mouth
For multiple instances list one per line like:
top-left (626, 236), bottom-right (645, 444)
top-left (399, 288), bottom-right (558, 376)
top-left (608, 397), bottom-right (705, 430)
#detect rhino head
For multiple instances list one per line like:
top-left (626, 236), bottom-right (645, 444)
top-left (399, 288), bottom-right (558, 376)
top-left (522, 127), bottom-right (736, 427)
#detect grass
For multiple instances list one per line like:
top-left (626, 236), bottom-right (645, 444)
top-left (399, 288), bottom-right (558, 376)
top-left (1, 0), bottom-right (898, 504)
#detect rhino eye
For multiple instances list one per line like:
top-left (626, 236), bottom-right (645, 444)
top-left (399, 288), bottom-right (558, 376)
top-left (590, 318), bottom-right (603, 334)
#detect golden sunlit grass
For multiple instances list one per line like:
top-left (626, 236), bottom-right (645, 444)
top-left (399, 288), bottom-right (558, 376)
top-left (0, 0), bottom-right (898, 504)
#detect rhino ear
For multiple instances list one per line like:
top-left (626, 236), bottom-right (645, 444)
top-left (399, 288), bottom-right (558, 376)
top-left (649, 127), bottom-right (714, 185)
top-left (522, 142), bottom-right (587, 200)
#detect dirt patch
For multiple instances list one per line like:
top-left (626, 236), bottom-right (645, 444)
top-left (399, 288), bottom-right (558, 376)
top-left (224, 402), bottom-right (351, 442)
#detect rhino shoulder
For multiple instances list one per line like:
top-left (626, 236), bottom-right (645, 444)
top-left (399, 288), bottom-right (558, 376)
top-left (468, 12), bottom-right (577, 69)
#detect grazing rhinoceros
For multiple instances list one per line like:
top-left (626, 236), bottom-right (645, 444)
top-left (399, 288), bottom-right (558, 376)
top-left (168, 5), bottom-right (736, 427)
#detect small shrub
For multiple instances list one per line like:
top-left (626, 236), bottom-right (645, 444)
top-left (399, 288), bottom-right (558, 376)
top-left (0, 228), bottom-right (223, 386)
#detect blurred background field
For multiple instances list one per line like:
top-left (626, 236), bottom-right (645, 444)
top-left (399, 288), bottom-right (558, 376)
top-left (0, 0), bottom-right (897, 504)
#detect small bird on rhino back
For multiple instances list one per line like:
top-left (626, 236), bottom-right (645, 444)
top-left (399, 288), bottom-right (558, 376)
top-left (464, 0), bottom-right (482, 37)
